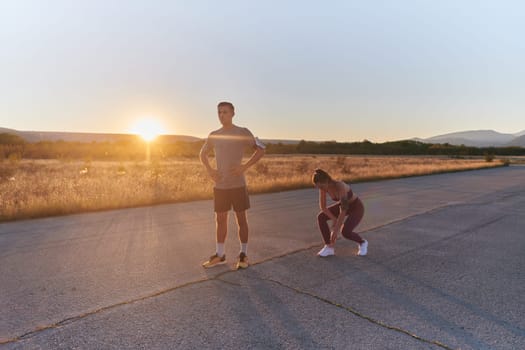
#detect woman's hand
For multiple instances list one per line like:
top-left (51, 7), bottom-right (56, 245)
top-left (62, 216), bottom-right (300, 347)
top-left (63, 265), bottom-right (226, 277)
top-left (330, 231), bottom-right (338, 244)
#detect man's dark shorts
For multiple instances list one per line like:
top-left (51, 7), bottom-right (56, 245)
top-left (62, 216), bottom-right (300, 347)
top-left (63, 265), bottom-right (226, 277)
top-left (214, 186), bottom-right (250, 212)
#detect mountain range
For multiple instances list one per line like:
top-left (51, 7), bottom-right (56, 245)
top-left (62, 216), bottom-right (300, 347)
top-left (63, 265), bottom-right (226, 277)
top-left (0, 127), bottom-right (301, 145)
top-left (1, 127), bottom-right (524, 147)
top-left (0, 127), bottom-right (200, 143)
top-left (413, 130), bottom-right (525, 147)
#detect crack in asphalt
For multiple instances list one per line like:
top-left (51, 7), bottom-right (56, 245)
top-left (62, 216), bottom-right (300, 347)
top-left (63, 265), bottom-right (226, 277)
top-left (0, 245), bottom-right (322, 346)
top-left (241, 275), bottom-right (455, 350)
top-left (214, 269), bottom-right (464, 350)
top-left (1, 260), bottom-right (453, 349)
top-left (0, 199), bottom-right (492, 347)
top-left (0, 276), bottom-right (225, 345)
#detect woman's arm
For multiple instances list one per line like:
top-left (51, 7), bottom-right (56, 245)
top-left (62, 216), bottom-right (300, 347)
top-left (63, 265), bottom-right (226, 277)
top-left (319, 189), bottom-right (337, 221)
top-left (330, 183), bottom-right (350, 243)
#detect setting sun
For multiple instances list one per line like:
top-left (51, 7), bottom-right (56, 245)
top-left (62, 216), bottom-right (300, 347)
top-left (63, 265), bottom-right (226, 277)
top-left (130, 118), bottom-right (165, 142)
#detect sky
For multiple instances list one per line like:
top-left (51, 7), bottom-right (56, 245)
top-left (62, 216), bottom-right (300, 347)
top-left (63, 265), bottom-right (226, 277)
top-left (1, 0), bottom-right (524, 142)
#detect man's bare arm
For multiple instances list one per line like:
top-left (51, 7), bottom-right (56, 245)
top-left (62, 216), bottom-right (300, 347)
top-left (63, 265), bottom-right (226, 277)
top-left (199, 143), bottom-right (219, 182)
top-left (231, 147), bottom-right (265, 175)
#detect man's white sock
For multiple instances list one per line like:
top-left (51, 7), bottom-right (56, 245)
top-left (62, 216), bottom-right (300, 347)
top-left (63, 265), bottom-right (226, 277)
top-left (241, 243), bottom-right (248, 255)
top-left (216, 243), bottom-right (225, 257)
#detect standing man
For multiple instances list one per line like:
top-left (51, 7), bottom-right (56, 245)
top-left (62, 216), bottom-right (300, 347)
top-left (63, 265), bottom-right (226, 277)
top-left (200, 101), bottom-right (265, 269)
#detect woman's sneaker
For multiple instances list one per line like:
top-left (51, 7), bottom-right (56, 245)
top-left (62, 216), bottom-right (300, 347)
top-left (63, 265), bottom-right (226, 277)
top-left (202, 254), bottom-right (226, 268)
top-left (357, 240), bottom-right (368, 256)
top-left (317, 245), bottom-right (335, 257)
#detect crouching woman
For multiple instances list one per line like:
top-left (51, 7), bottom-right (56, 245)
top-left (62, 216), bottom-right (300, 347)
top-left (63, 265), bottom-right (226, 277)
top-left (313, 169), bottom-right (367, 257)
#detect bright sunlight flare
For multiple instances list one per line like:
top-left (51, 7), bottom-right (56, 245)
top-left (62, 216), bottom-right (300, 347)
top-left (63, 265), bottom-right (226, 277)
top-left (130, 118), bottom-right (165, 142)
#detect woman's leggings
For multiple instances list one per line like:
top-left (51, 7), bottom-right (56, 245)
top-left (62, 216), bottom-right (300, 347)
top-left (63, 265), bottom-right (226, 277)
top-left (317, 198), bottom-right (365, 245)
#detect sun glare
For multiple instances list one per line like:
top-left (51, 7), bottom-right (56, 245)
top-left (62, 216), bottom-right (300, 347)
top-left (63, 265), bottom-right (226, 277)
top-left (130, 118), bottom-right (165, 142)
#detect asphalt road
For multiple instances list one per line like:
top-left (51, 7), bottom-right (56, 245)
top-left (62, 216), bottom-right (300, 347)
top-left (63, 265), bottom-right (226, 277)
top-left (1, 166), bottom-right (524, 349)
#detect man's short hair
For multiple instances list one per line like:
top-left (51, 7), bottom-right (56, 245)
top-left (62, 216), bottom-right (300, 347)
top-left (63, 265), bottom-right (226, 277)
top-left (217, 101), bottom-right (235, 112)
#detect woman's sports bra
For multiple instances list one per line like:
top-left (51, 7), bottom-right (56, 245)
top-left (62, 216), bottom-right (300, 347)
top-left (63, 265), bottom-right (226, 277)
top-left (328, 182), bottom-right (357, 202)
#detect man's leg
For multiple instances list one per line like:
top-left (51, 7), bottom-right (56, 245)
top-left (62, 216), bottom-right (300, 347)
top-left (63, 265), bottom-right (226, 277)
top-left (231, 186), bottom-right (250, 256)
top-left (202, 210), bottom-right (229, 268)
top-left (235, 210), bottom-right (248, 246)
top-left (234, 210), bottom-right (249, 269)
top-left (216, 211), bottom-right (228, 256)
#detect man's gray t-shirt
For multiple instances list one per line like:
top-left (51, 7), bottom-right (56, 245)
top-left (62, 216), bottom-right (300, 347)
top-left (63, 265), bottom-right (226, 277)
top-left (202, 125), bottom-right (260, 189)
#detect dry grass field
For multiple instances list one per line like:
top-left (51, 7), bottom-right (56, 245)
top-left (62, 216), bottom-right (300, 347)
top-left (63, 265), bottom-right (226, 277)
top-left (0, 155), bottom-right (504, 222)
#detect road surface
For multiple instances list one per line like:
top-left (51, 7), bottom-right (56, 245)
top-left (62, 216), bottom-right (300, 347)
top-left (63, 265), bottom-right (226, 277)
top-left (1, 165), bottom-right (524, 349)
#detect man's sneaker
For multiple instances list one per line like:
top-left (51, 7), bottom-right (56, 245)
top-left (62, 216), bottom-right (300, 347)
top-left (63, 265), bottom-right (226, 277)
top-left (236, 252), bottom-right (249, 269)
top-left (317, 245), bottom-right (335, 257)
top-left (357, 240), bottom-right (368, 256)
top-left (202, 254), bottom-right (226, 268)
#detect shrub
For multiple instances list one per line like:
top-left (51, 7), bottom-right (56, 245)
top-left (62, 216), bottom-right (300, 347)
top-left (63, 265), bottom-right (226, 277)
top-left (336, 156), bottom-right (346, 166)
top-left (254, 162), bottom-right (269, 175)
top-left (0, 164), bottom-right (16, 181)
top-left (8, 153), bottom-right (21, 164)
top-left (296, 160), bottom-right (309, 173)
top-left (500, 158), bottom-right (510, 166)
